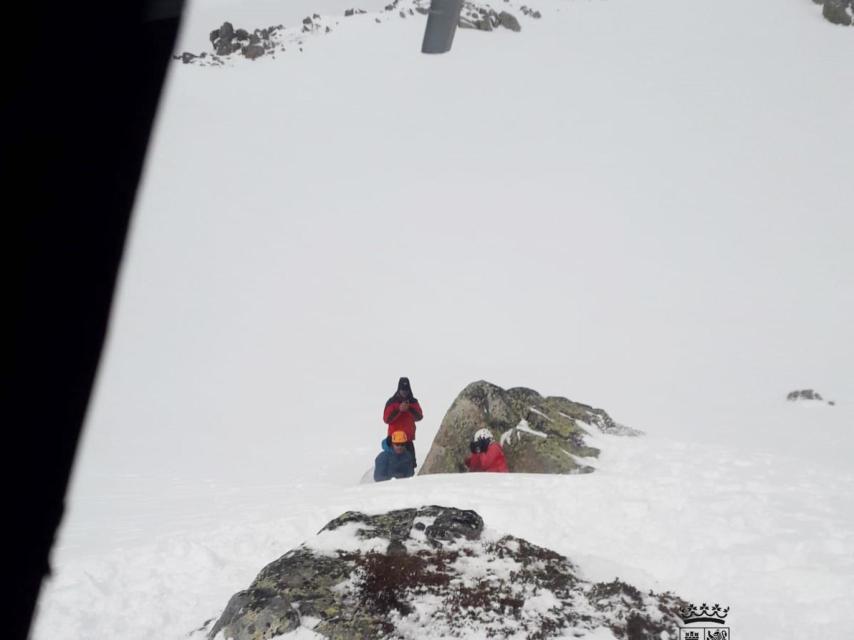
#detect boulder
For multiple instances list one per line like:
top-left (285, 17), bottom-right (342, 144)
top-left (242, 44), bottom-right (265, 60)
top-left (477, 16), bottom-right (493, 30)
top-left (203, 506), bottom-right (686, 640)
top-left (420, 380), bottom-right (641, 475)
top-left (498, 10), bottom-right (522, 31)
top-left (219, 21), bottom-right (235, 41)
top-left (210, 21), bottom-right (237, 55)
top-left (823, 0), bottom-right (853, 25)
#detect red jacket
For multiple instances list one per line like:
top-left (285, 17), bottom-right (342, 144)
top-left (465, 442), bottom-right (508, 473)
top-left (384, 396), bottom-right (423, 442)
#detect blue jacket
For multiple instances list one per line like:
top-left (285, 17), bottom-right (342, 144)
top-left (373, 448), bottom-right (415, 482)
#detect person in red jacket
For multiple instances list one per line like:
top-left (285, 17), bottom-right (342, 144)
top-left (465, 428), bottom-right (509, 473)
top-left (383, 377), bottom-right (423, 468)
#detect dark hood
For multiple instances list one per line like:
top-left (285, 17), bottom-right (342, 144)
top-left (387, 377), bottom-right (416, 404)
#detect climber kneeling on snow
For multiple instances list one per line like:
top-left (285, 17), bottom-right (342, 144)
top-left (465, 428), bottom-right (508, 473)
top-left (374, 430), bottom-right (416, 482)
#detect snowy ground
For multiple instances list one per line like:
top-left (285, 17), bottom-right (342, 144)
top-left (32, 0), bottom-right (853, 637)
top-left (35, 421), bottom-right (854, 639)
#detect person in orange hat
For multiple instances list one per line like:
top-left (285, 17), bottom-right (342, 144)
top-left (373, 430), bottom-right (416, 482)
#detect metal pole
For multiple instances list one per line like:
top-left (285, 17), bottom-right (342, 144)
top-left (421, 0), bottom-right (464, 54)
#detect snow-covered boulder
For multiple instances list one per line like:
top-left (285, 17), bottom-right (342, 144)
top-left (420, 380), bottom-right (640, 476)
top-left (202, 506), bottom-right (685, 640)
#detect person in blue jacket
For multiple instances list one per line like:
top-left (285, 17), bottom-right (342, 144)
top-left (374, 430), bottom-right (415, 482)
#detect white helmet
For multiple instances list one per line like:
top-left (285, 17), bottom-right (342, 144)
top-left (473, 428), bottom-right (493, 442)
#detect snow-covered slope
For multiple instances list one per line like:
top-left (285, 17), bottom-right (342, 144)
top-left (76, 0), bottom-right (854, 495)
top-left (33, 0), bottom-right (853, 637)
top-left (34, 432), bottom-right (854, 639)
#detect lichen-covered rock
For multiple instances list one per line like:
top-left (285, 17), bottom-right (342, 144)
top-left (202, 506), bottom-right (685, 640)
top-left (420, 380), bottom-right (641, 476)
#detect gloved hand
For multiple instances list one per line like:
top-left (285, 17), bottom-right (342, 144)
top-left (469, 441), bottom-right (478, 454)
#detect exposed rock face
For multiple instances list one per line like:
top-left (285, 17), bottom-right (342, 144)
top-left (420, 381), bottom-right (640, 476)
top-left (204, 506), bottom-right (685, 640)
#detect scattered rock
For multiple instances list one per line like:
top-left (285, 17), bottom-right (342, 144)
top-left (203, 506), bottom-right (687, 640)
top-left (181, 1), bottom-right (538, 66)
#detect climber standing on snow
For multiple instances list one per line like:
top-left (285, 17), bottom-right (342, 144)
top-left (383, 377), bottom-right (423, 469)
top-left (465, 428), bottom-right (509, 473)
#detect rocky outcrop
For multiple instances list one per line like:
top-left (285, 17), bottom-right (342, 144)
top-left (420, 381), bottom-right (641, 476)
top-left (812, 0), bottom-right (853, 26)
top-left (824, 0), bottom-right (853, 24)
top-left (173, 20), bottom-right (294, 65)
top-left (202, 506), bottom-right (686, 640)
top-left (787, 389), bottom-right (835, 405)
top-left (211, 22), bottom-right (282, 58)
